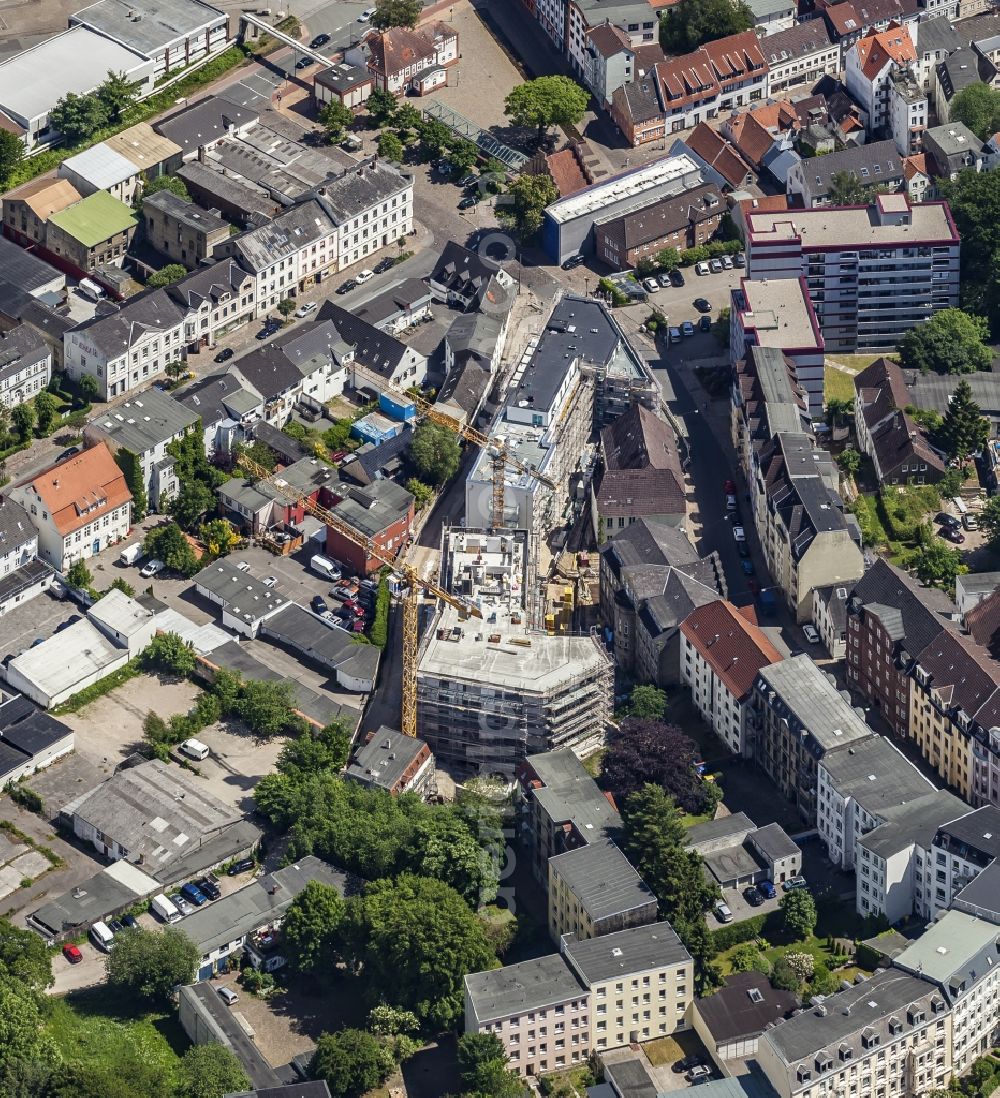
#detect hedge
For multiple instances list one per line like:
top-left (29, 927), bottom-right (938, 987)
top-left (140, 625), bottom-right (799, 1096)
top-left (711, 910), bottom-right (783, 952)
top-left (368, 577), bottom-right (390, 649)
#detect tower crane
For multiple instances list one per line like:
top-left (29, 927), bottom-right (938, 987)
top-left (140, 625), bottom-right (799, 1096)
top-left (236, 452), bottom-right (482, 737)
top-left (351, 362), bottom-right (556, 529)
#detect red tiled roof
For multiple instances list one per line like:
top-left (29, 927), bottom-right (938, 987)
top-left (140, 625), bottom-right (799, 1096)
top-left (903, 152), bottom-right (930, 180)
top-left (24, 442), bottom-right (132, 537)
top-left (853, 22), bottom-right (915, 81)
top-left (684, 123), bottom-right (754, 188)
top-left (654, 30), bottom-right (767, 111)
top-left (680, 600), bottom-right (783, 700)
top-left (586, 22), bottom-right (631, 58)
top-left (366, 22), bottom-right (454, 78)
top-left (546, 148), bottom-right (589, 198)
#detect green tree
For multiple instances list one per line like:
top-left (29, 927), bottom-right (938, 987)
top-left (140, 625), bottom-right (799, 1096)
top-left (49, 92), bottom-right (107, 144)
top-left (0, 919), bottom-right (52, 992)
top-left (233, 678), bottom-right (298, 737)
top-left (940, 154), bottom-right (1000, 324)
top-left (367, 88), bottom-right (398, 125)
top-left (199, 517), bottom-right (237, 557)
top-left (177, 1043), bottom-right (251, 1098)
top-left (729, 943), bottom-right (772, 975)
top-left (826, 170), bottom-right (886, 205)
top-left (33, 391), bottom-right (57, 436)
top-left (809, 963), bottom-right (840, 997)
top-left (114, 449), bottom-right (147, 521)
top-left (370, 0), bottom-right (422, 30)
top-left (143, 521), bottom-right (201, 576)
top-left (771, 956), bottom-right (801, 992)
top-left (660, 0), bottom-right (755, 51)
top-left (497, 172), bottom-right (558, 240)
top-left (948, 81), bottom-right (1000, 140)
top-left (837, 449), bottom-right (861, 476)
top-left (319, 100), bottom-right (354, 143)
top-left (343, 875), bottom-right (496, 1030)
top-left (416, 118), bottom-right (453, 160)
top-left (140, 175), bottom-right (190, 203)
top-left (67, 558), bottom-right (93, 590)
top-left (394, 103), bottom-right (422, 133)
top-left (898, 309), bottom-right (992, 376)
top-left (448, 138), bottom-right (479, 174)
top-left (106, 926), bottom-right (198, 1002)
top-left (0, 981), bottom-right (57, 1086)
top-left (143, 631), bottom-right (197, 677)
top-left (311, 1029), bottom-right (395, 1097)
top-left (282, 880), bottom-right (346, 979)
top-left (79, 373), bottom-right (100, 402)
top-left (377, 130), bottom-right (405, 162)
top-left (458, 1032), bottom-right (525, 1096)
top-left (779, 889), bottom-right (817, 940)
top-left (906, 531), bottom-right (966, 590)
top-left (11, 402), bottom-right (34, 442)
top-left (169, 478), bottom-right (217, 531)
top-left (826, 397), bottom-right (854, 428)
top-left (409, 420), bottom-right (461, 485)
top-left (146, 263), bottom-right (187, 289)
top-left (405, 477), bottom-right (433, 510)
top-left (276, 298), bottom-right (296, 318)
top-left (504, 77), bottom-right (589, 142)
top-left (654, 246), bottom-right (681, 271)
top-left (96, 70), bottom-right (139, 123)
top-left (405, 814), bottom-right (499, 906)
top-left (626, 685), bottom-right (668, 720)
top-left (979, 496), bottom-right (1000, 549)
top-left (0, 130), bottom-right (23, 189)
top-left (934, 379), bottom-right (990, 462)
top-left (109, 577), bottom-right (136, 597)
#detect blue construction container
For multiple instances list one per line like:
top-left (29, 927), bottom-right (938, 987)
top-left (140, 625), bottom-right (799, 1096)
top-left (352, 412), bottom-right (402, 447)
top-left (378, 392), bottom-right (416, 422)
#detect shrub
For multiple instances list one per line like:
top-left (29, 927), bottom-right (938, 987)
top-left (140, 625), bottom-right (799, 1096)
top-left (7, 785), bottom-right (43, 814)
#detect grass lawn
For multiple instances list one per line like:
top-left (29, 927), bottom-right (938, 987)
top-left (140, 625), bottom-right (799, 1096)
top-left (824, 365), bottom-right (858, 404)
top-left (582, 749), bottom-right (604, 779)
top-left (827, 354), bottom-right (891, 373)
top-left (644, 1035), bottom-right (685, 1066)
top-left (46, 985), bottom-right (188, 1082)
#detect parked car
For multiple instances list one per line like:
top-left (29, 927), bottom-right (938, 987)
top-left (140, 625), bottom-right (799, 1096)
top-left (721, 254), bottom-right (734, 270)
top-left (108, 920), bottom-right (126, 935)
top-left (669, 268), bottom-right (685, 287)
top-left (310, 32), bottom-right (330, 47)
top-left (783, 875), bottom-right (808, 891)
top-left (336, 278), bottom-right (358, 295)
top-left (688, 1065), bottom-right (712, 1082)
top-left (757, 879), bottom-right (777, 899)
top-left (673, 1056), bottom-right (704, 1075)
top-left (214, 347), bottom-right (234, 363)
top-left (294, 301), bottom-right (317, 319)
top-left (374, 257), bottom-right (395, 274)
top-left (217, 986), bottom-right (239, 1006)
top-left (331, 584), bottom-right (355, 601)
top-left (256, 320), bottom-right (280, 339)
top-left (180, 882), bottom-right (208, 907)
top-left (561, 253), bottom-right (586, 270)
top-left (737, 541), bottom-right (750, 559)
top-left (803, 624), bottom-right (821, 644)
top-left (262, 575), bottom-right (277, 588)
top-left (457, 173), bottom-right (477, 187)
top-left (62, 944), bottom-right (83, 964)
top-left (236, 560), bottom-right (251, 573)
top-left (458, 195), bottom-right (479, 210)
top-left (714, 900), bottom-right (734, 923)
top-left (741, 559), bottom-right (754, 576)
top-left (57, 446), bottom-right (81, 463)
top-left (355, 269), bottom-right (374, 284)
top-left (724, 479), bottom-right (736, 493)
top-left (733, 252), bottom-right (746, 268)
top-left (311, 595), bottom-right (329, 616)
top-left (699, 315), bottom-right (712, 332)
top-left (228, 858), bottom-right (255, 876)
top-left (197, 877), bottom-right (221, 901)
top-left (709, 258), bottom-right (724, 273)
top-left (694, 297), bottom-right (712, 313)
top-left (744, 885), bottom-right (764, 907)
top-left (963, 513), bottom-right (979, 530)
top-left (295, 56), bottom-right (312, 69)
top-left (935, 512), bottom-right (961, 530)
top-left (681, 320), bottom-right (695, 336)
top-left (695, 261), bottom-right (710, 275)
top-left (657, 272), bottom-right (672, 287)
top-left (122, 914), bottom-right (138, 929)
top-left (642, 277), bottom-right (660, 293)
top-left (942, 527), bottom-right (965, 544)
top-left (668, 327), bottom-right (681, 343)
top-left (732, 525), bottom-right (746, 542)
top-left (139, 559), bottom-right (164, 578)
top-left (170, 893), bottom-right (194, 916)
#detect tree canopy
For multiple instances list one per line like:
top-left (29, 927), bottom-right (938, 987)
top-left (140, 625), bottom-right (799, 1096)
top-left (497, 172), bottom-right (558, 241)
top-left (457, 1032), bottom-right (525, 1097)
top-left (979, 496), bottom-right (1000, 550)
top-left (898, 308), bottom-right (992, 376)
top-left (106, 926), bottom-right (199, 1002)
top-left (319, 101), bottom-right (354, 143)
top-left (408, 421), bottom-right (461, 485)
top-left (311, 1029), bottom-right (396, 1097)
top-left (660, 0), bottom-right (755, 52)
top-left (146, 264), bottom-right (187, 289)
top-left (826, 170), bottom-right (885, 206)
top-left (141, 175), bottom-right (190, 203)
top-left (939, 169), bottom-right (1000, 326)
top-left (625, 685), bottom-right (667, 719)
top-left (933, 378), bottom-right (990, 461)
top-left (282, 881), bottom-right (346, 981)
top-left (0, 130), bottom-right (23, 189)
top-left (504, 77), bottom-right (589, 140)
top-left (177, 1044), bottom-right (251, 1098)
top-left (143, 522), bottom-right (200, 576)
top-left (949, 82), bottom-right (1000, 140)
top-left (905, 529), bottom-right (967, 590)
top-left (779, 889), bottom-right (817, 940)
top-left (370, 0), bottom-right (421, 30)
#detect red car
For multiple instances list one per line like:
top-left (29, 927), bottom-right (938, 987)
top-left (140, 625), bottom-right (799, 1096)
top-left (62, 944), bottom-right (83, 964)
top-left (724, 479), bottom-right (736, 494)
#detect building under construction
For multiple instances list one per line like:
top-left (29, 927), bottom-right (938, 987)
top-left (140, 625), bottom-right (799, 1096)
top-left (416, 527), bottom-right (613, 777)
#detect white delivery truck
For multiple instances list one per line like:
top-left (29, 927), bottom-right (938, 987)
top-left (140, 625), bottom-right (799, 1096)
top-left (310, 554), bottom-right (341, 581)
top-left (179, 738), bottom-right (210, 761)
top-left (151, 893), bottom-right (182, 924)
top-left (119, 544), bottom-right (143, 566)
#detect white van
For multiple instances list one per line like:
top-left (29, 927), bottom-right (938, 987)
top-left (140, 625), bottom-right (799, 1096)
top-left (119, 544), bottom-right (143, 566)
top-left (310, 554), bottom-right (341, 581)
top-left (151, 893), bottom-right (182, 924)
top-left (78, 278), bottom-right (105, 302)
top-left (952, 496), bottom-right (968, 516)
top-left (90, 920), bottom-right (114, 951)
top-left (179, 738), bottom-right (210, 761)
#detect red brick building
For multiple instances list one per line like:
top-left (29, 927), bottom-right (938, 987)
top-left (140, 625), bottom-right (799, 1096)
top-left (324, 480), bottom-right (414, 576)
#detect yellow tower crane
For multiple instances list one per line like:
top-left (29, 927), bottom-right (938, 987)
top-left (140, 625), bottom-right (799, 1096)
top-left (352, 362), bottom-right (557, 529)
top-left (236, 452), bottom-right (482, 737)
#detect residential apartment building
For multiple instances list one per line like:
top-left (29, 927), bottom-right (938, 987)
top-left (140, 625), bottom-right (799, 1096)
top-left (83, 387), bottom-right (199, 512)
top-left (744, 194), bottom-right (961, 356)
top-left (44, 190), bottom-right (138, 276)
top-left (463, 954), bottom-right (591, 1078)
top-left (756, 970), bottom-right (952, 1098)
top-left (749, 432), bottom-right (863, 622)
top-left (750, 655), bottom-right (872, 819)
top-left (548, 839), bottom-right (657, 943)
top-left (845, 558), bottom-right (954, 739)
top-left (0, 325), bottom-right (51, 409)
top-left (761, 19), bottom-right (841, 94)
top-left (142, 191), bottom-right (229, 270)
top-left (565, 0), bottom-right (658, 80)
top-left (730, 345), bottom-right (811, 480)
top-left (894, 910), bottom-right (1000, 1075)
top-left (0, 495), bottom-right (50, 617)
top-left (786, 138), bottom-right (903, 207)
top-left (3, 178), bottom-right (83, 248)
top-left (364, 22), bottom-right (458, 96)
top-left (11, 443), bottom-right (131, 571)
top-left (679, 599), bottom-right (782, 756)
top-left (417, 527), bottom-right (613, 776)
top-left (344, 727), bottom-right (434, 797)
top-left (922, 122), bottom-right (986, 181)
top-left (920, 807), bottom-right (1000, 920)
top-left (845, 24), bottom-right (924, 153)
top-left (561, 922), bottom-right (692, 1050)
top-left (579, 23), bottom-right (636, 109)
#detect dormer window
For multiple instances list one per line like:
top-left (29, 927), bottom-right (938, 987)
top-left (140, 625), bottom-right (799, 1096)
top-left (797, 1067), bottom-right (813, 1083)
top-left (907, 1008), bottom-right (925, 1026)
top-left (816, 1055), bottom-right (833, 1073)
top-left (861, 1028), bottom-right (879, 1049)
top-left (839, 1044), bottom-right (854, 1062)
top-left (888, 1017), bottom-right (902, 1036)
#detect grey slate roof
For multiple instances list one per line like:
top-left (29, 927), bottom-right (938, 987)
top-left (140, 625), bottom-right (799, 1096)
top-left (316, 300), bottom-right (412, 379)
top-left (801, 139), bottom-right (901, 199)
top-left (195, 559), bottom-right (288, 621)
top-left (562, 921), bottom-right (690, 983)
top-left (821, 735), bottom-right (932, 818)
top-left (761, 15), bottom-right (834, 63)
top-left (176, 159), bottom-right (280, 222)
top-left (936, 46), bottom-right (997, 104)
top-left (935, 805), bottom-right (1000, 865)
top-left (345, 726), bottom-right (430, 792)
top-left (176, 370), bottom-right (261, 428)
top-left (524, 747), bottom-right (622, 840)
top-left (143, 189), bottom-right (227, 234)
top-left (751, 822), bottom-right (799, 862)
top-left (311, 157), bottom-right (412, 224)
top-left (333, 480), bottom-right (413, 537)
top-left (0, 235), bottom-right (64, 294)
top-left (154, 96), bottom-right (259, 156)
top-left (548, 838), bottom-right (656, 922)
top-left (465, 953), bottom-right (585, 1023)
top-left (169, 257), bottom-right (254, 311)
top-left (260, 602), bottom-right (381, 682)
top-left (88, 386), bottom-right (198, 454)
top-left (0, 324), bottom-right (48, 384)
top-left (695, 970), bottom-right (798, 1043)
top-left (849, 558), bottom-right (955, 654)
top-left (224, 199), bottom-right (334, 273)
top-left (73, 287), bottom-right (188, 357)
top-left (915, 15), bottom-right (960, 56)
top-left (858, 789), bottom-right (968, 858)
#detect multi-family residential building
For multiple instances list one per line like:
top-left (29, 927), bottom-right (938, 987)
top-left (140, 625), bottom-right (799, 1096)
top-left (591, 403), bottom-right (686, 542)
top-left (845, 558), bottom-right (955, 739)
top-left (2, 178), bottom-right (83, 249)
top-left (911, 16), bottom-right (960, 93)
top-left (515, 748), bottom-right (622, 885)
top-left (0, 325), bottom-right (51, 409)
top-left (749, 432), bottom-right (863, 622)
top-left (364, 22), bottom-right (458, 96)
top-left (417, 528), bottom-right (613, 776)
top-left (761, 19), bottom-right (841, 94)
top-left (920, 807), bottom-right (1000, 919)
top-left (316, 301), bottom-right (424, 391)
top-left (561, 922), bottom-right (692, 1050)
top-left (0, 495), bottom-right (50, 616)
top-left (565, 0), bottom-right (658, 81)
top-left (463, 953), bottom-right (591, 1078)
top-left (11, 443), bottom-right (131, 571)
top-left (548, 838), bottom-right (657, 943)
top-left (83, 388), bottom-right (199, 512)
top-left (894, 909), bottom-right (1000, 1074)
top-left (345, 727), bottom-right (435, 797)
top-left (680, 124), bottom-right (756, 190)
top-left (817, 733), bottom-right (934, 870)
top-left (679, 599), bottom-right (782, 756)
top-left (750, 655), bottom-right (872, 818)
top-left (845, 24), bottom-right (924, 153)
top-left (756, 969), bottom-right (952, 1098)
top-left (934, 45), bottom-right (997, 125)
top-left (599, 519), bottom-right (725, 687)
top-left (921, 122), bottom-right (986, 180)
top-left (44, 190), bottom-right (138, 276)
top-left (142, 191), bottom-right (229, 270)
top-left (730, 345), bottom-right (811, 479)
top-left (786, 138), bottom-right (903, 207)
top-left (744, 194), bottom-right (961, 358)
top-left (578, 23), bottom-right (637, 108)
top-left (811, 582), bottom-right (850, 658)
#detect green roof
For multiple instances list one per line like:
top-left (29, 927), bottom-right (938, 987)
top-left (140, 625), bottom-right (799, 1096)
top-left (48, 190), bottom-right (136, 248)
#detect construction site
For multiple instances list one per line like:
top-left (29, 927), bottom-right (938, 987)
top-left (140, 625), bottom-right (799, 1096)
top-left (416, 527), bottom-right (613, 777)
